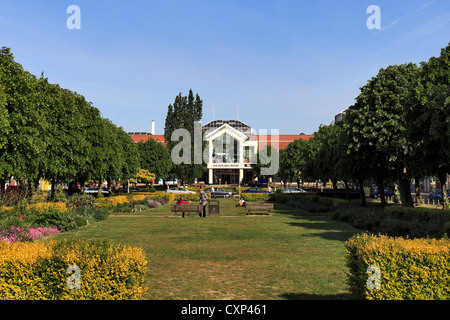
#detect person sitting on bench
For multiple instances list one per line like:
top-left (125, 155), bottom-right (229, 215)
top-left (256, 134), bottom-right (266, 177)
top-left (177, 196), bottom-right (190, 205)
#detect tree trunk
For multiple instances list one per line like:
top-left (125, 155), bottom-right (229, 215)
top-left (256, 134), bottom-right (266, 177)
top-left (33, 178), bottom-right (40, 195)
top-left (50, 179), bottom-right (57, 201)
top-left (396, 166), bottom-right (413, 207)
top-left (332, 179), bottom-right (338, 198)
top-left (414, 177), bottom-right (421, 205)
top-left (439, 176), bottom-right (448, 209)
top-left (98, 179), bottom-right (102, 197)
top-left (376, 176), bottom-right (386, 209)
top-left (0, 178), bottom-right (5, 193)
top-left (358, 179), bottom-right (366, 207)
top-left (106, 178), bottom-right (112, 193)
top-left (68, 181), bottom-right (76, 196)
top-left (398, 177), bottom-right (413, 207)
top-left (344, 180), bottom-right (350, 201)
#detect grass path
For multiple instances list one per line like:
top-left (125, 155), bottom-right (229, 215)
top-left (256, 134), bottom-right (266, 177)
top-left (56, 198), bottom-right (359, 300)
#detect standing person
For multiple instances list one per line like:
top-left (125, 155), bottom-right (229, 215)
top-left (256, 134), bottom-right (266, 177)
top-left (199, 189), bottom-right (208, 217)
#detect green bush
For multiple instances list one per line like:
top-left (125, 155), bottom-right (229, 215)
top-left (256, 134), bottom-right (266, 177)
top-left (332, 205), bottom-right (450, 239)
top-left (74, 216), bottom-right (87, 227)
top-left (241, 193), bottom-right (271, 202)
top-left (444, 221), bottom-right (450, 236)
top-left (72, 206), bottom-right (109, 223)
top-left (29, 210), bottom-right (77, 232)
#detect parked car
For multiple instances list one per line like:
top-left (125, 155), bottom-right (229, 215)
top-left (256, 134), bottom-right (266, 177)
top-left (429, 189), bottom-right (450, 200)
top-left (203, 187), bottom-right (233, 198)
top-left (118, 187), bottom-right (139, 193)
top-left (369, 187), bottom-right (394, 199)
top-left (242, 187), bottom-right (270, 193)
top-left (166, 186), bottom-right (196, 194)
top-left (83, 188), bottom-right (110, 196)
top-left (281, 187), bottom-right (306, 193)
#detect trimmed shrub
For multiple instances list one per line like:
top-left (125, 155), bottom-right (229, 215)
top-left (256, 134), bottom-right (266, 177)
top-left (74, 216), bottom-right (87, 227)
top-left (0, 238), bottom-right (148, 300)
top-left (345, 233), bottom-right (450, 300)
top-left (72, 206), bottom-right (109, 223)
top-left (241, 193), bottom-right (272, 202)
top-left (29, 210), bottom-right (77, 232)
top-left (332, 205), bottom-right (450, 238)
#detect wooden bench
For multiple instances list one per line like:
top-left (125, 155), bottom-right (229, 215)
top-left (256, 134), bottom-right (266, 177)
top-left (171, 204), bottom-right (202, 218)
top-left (244, 202), bottom-right (274, 215)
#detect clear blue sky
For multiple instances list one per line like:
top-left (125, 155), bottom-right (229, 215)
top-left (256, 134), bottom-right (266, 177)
top-left (1, 0), bottom-right (449, 134)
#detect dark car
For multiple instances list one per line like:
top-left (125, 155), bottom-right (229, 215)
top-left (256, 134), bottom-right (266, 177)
top-left (242, 187), bottom-right (270, 193)
top-left (429, 189), bottom-right (450, 200)
top-left (203, 187), bottom-right (233, 198)
top-left (118, 187), bottom-right (139, 193)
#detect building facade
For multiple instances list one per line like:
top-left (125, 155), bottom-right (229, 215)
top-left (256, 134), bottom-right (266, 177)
top-left (129, 120), bottom-right (313, 185)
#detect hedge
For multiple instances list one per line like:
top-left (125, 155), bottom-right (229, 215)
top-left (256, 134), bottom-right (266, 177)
top-left (241, 193), bottom-right (272, 202)
top-left (0, 238), bottom-right (148, 300)
top-left (345, 233), bottom-right (450, 300)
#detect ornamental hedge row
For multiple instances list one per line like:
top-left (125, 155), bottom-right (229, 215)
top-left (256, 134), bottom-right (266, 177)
top-left (0, 238), bottom-right (148, 300)
top-left (345, 233), bottom-right (450, 300)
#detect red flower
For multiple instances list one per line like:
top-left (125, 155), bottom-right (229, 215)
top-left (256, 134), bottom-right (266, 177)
top-left (19, 215), bottom-right (23, 219)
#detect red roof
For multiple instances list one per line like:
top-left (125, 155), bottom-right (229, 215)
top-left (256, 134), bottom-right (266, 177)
top-left (128, 134), bottom-right (313, 150)
top-left (256, 134), bottom-right (314, 150)
top-left (129, 134), bottom-right (166, 145)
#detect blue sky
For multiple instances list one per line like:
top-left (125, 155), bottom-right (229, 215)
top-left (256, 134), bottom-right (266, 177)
top-left (1, 0), bottom-right (449, 134)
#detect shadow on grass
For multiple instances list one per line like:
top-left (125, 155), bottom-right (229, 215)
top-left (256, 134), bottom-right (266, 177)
top-left (280, 292), bottom-right (354, 300)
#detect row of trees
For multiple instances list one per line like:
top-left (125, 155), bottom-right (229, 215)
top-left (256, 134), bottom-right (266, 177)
top-left (277, 43), bottom-right (450, 208)
top-left (0, 47), bottom-right (140, 196)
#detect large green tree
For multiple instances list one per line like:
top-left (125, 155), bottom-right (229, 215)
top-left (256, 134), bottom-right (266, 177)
top-left (164, 89), bottom-right (205, 184)
top-left (418, 44), bottom-right (450, 201)
top-left (0, 47), bottom-right (47, 192)
top-left (279, 138), bottom-right (310, 187)
top-left (137, 138), bottom-right (172, 182)
top-left (251, 145), bottom-right (280, 183)
top-left (344, 63), bottom-right (421, 207)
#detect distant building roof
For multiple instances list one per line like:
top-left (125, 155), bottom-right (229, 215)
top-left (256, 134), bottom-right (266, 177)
top-left (203, 120), bottom-right (254, 137)
top-left (128, 133), bottom-right (166, 145)
top-left (256, 134), bottom-right (314, 150)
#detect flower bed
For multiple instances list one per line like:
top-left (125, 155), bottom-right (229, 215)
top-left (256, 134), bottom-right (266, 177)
top-left (0, 226), bottom-right (60, 243)
top-left (0, 238), bottom-right (148, 300)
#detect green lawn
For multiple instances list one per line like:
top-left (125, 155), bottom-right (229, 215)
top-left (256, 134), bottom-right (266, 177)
top-left (56, 198), bottom-right (359, 300)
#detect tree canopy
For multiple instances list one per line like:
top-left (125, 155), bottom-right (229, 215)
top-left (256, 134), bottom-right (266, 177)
top-left (0, 46), bottom-right (139, 195)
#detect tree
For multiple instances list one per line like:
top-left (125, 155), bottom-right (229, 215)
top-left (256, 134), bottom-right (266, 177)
top-left (0, 47), bottom-right (47, 193)
top-left (0, 46), bottom-right (139, 197)
top-left (136, 138), bottom-right (172, 182)
top-left (344, 63), bottom-right (421, 208)
top-left (305, 124), bottom-right (343, 194)
top-left (116, 127), bottom-right (140, 185)
top-left (136, 169), bottom-right (156, 186)
top-left (164, 89), bottom-right (205, 184)
top-left (279, 138), bottom-right (310, 187)
top-left (251, 145), bottom-right (280, 183)
top-left (418, 44), bottom-right (450, 205)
